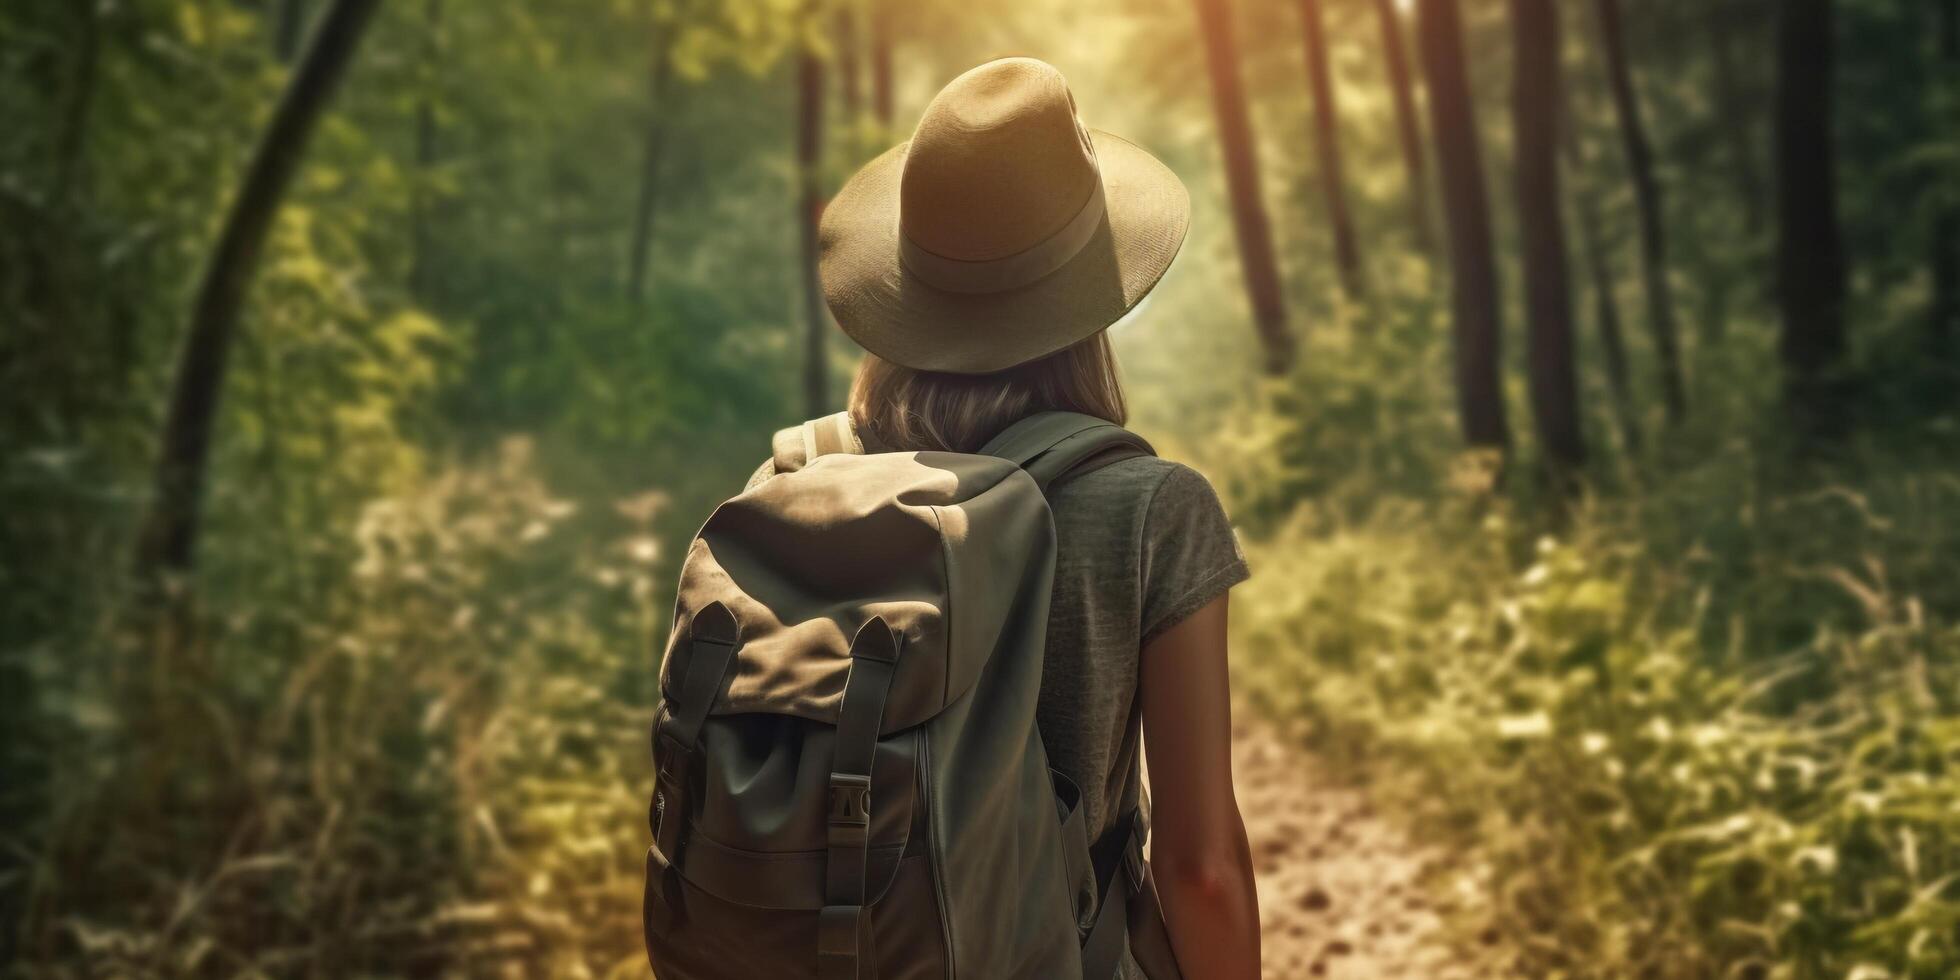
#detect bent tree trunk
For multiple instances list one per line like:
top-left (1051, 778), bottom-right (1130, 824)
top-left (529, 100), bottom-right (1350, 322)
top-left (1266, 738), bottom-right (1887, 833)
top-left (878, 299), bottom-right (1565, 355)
top-left (1513, 0), bottom-right (1585, 473)
top-left (1373, 0), bottom-right (1434, 253)
top-left (1775, 0), bottom-right (1848, 394)
top-left (798, 45), bottom-right (829, 416)
top-left (1416, 0), bottom-right (1509, 452)
top-left (1297, 0), bottom-right (1364, 297)
top-left (1595, 0), bottom-right (1687, 424)
top-left (133, 0), bottom-right (384, 585)
top-left (1193, 0), bottom-right (1295, 373)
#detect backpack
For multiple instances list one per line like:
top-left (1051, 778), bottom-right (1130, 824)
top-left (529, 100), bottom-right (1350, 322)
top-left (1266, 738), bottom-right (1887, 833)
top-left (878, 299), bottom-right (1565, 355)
top-left (643, 411), bottom-right (1165, 979)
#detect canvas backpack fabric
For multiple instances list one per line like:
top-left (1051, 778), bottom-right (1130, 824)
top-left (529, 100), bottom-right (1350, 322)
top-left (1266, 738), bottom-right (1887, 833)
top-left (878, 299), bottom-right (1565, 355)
top-left (643, 411), bottom-right (1165, 980)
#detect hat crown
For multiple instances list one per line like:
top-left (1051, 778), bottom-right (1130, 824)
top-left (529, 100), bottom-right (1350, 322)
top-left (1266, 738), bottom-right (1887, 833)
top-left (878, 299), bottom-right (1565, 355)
top-left (899, 58), bottom-right (1101, 262)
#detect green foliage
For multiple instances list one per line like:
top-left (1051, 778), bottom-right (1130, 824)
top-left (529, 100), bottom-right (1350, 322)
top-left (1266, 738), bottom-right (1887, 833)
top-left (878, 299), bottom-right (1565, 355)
top-left (1232, 429), bottom-right (1960, 978)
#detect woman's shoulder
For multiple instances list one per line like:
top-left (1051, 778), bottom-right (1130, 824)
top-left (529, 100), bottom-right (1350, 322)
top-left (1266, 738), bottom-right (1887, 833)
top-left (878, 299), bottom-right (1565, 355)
top-left (1059, 455), bottom-right (1223, 512)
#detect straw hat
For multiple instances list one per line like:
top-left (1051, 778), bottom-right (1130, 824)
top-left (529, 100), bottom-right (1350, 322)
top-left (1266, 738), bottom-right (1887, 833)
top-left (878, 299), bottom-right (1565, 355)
top-left (819, 57), bottom-right (1190, 375)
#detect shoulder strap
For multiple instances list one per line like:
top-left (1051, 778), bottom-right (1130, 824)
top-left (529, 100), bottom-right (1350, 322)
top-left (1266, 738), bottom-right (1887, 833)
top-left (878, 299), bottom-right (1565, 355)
top-left (771, 411), bottom-right (862, 474)
top-left (977, 411), bottom-right (1155, 494)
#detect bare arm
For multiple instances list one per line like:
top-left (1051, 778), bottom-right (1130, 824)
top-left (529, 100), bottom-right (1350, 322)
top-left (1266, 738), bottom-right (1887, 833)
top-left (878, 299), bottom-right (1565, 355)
top-left (1141, 593), bottom-right (1260, 979)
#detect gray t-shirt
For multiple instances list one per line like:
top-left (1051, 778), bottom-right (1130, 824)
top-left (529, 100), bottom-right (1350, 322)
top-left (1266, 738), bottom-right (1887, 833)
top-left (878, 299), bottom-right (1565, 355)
top-left (745, 444), bottom-right (1249, 975)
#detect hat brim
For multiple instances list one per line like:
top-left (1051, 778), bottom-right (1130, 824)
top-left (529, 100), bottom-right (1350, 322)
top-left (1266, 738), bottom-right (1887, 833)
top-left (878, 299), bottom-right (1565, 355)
top-left (819, 130), bottom-right (1191, 375)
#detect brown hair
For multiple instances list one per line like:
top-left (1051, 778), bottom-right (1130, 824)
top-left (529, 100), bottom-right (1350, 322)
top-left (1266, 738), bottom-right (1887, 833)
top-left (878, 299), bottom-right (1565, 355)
top-left (848, 332), bottom-right (1128, 453)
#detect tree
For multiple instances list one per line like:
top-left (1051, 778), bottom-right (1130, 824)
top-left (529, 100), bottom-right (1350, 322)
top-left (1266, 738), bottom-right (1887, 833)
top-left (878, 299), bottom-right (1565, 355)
top-left (1593, 0), bottom-right (1686, 424)
top-left (133, 0), bottom-right (384, 585)
top-left (1565, 117), bottom-right (1640, 451)
top-left (1297, 0), bottom-right (1364, 297)
top-left (1707, 0), bottom-right (1767, 234)
top-left (1934, 0), bottom-right (1958, 353)
top-left (625, 30), bottom-right (673, 302)
top-left (409, 0), bottom-right (442, 301)
top-left (837, 4), bottom-right (863, 122)
top-left (275, 0), bottom-right (310, 62)
top-left (1415, 0), bottom-right (1508, 452)
top-left (870, 0), bottom-right (893, 127)
top-left (1192, 0), bottom-right (1295, 373)
top-left (1372, 0), bottom-right (1433, 252)
top-left (797, 41), bottom-right (829, 416)
top-left (1513, 0), bottom-right (1584, 473)
top-left (1774, 0), bottom-right (1848, 396)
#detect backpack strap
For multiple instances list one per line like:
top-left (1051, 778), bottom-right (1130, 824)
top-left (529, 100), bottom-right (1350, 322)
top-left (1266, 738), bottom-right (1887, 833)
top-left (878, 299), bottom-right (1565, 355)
top-left (772, 411), bottom-right (862, 474)
top-left (1080, 808), bottom-right (1152, 979)
top-left (819, 617), bottom-right (902, 980)
top-left (648, 602), bottom-right (741, 932)
top-left (978, 411), bottom-right (1156, 493)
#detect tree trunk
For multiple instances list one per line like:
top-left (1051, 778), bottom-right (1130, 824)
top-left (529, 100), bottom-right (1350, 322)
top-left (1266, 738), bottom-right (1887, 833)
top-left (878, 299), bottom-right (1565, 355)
top-left (626, 39), bottom-right (672, 302)
top-left (870, 0), bottom-right (893, 127)
top-left (1513, 0), bottom-right (1585, 474)
top-left (1934, 0), bottom-right (1958, 354)
top-left (1774, 0), bottom-right (1848, 395)
top-left (51, 0), bottom-right (98, 206)
top-left (1297, 0), bottom-right (1364, 297)
top-left (1564, 119), bottom-right (1640, 451)
top-left (1373, 0), bottom-right (1434, 253)
top-left (1415, 0), bottom-right (1509, 451)
top-left (409, 0), bottom-right (441, 301)
top-left (133, 0), bottom-right (384, 585)
top-left (1594, 0), bottom-right (1687, 424)
top-left (1193, 0), bottom-right (1295, 373)
top-left (797, 46), bottom-right (829, 416)
top-left (837, 5), bottom-right (863, 122)
top-left (275, 0), bottom-right (309, 62)
top-left (1707, 0), bottom-right (1766, 234)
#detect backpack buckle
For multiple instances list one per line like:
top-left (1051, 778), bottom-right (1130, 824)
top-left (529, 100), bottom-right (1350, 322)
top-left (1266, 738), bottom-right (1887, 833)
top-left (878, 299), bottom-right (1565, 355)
top-left (828, 773), bottom-right (872, 828)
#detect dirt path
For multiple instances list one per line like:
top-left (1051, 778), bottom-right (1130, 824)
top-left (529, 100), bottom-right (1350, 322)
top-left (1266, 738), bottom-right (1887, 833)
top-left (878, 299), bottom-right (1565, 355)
top-left (1228, 716), bottom-right (1508, 979)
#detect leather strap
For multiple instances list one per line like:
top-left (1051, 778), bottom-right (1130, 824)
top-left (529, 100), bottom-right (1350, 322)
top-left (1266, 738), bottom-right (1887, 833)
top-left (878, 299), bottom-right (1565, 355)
top-left (818, 618), bottom-right (902, 980)
top-left (653, 602), bottom-right (740, 862)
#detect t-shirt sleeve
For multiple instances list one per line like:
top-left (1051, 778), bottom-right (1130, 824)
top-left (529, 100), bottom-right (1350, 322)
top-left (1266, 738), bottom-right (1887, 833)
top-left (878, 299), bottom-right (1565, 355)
top-left (1138, 463), bottom-right (1251, 646)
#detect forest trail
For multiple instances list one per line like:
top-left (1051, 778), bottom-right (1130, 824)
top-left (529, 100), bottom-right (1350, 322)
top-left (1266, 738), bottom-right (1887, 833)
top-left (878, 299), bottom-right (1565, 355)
top-left (1228, 716), bottom-right (1509, 979)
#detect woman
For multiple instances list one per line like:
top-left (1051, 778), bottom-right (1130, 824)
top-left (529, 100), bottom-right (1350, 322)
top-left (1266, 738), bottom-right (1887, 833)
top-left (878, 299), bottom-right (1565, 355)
top-left (763, 57), bottom-right (1261, 979)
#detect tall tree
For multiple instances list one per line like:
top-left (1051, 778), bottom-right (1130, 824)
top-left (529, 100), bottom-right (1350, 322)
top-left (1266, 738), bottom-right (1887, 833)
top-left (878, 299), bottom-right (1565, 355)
top-left (1594, 0), bottom-right (1687, 423)
top-left (870, 0), bottom-right (893, 127)
top-left (1707, 0), bottom-right (1767, 233)
top-left (1513, 0), bottom-right (1584, 473)
top-left (1297, 0), bottom-right (1364, 296)
top-left (1565, 117), bottom-right (1640, 451)
top-left (1416, 0), bottom-right (1509, 452)
top-left (1193, 0), bottom-right (1295, 373)
top-left (409, 0), bottom-right (442, 301)
top-left (133, 0), bottom-right (384, 584)
top-left (274, 0), bottom-right (310, 62)
top-left (625, 33), bottom-right (672, 302)
top-left (797, 42), bottom-right (829, 415)
top-left (1774, 0), bottom-right (1848, 395)
top-left (51, 0), bottom-right (98, 206)
top-left (1933, 0), bottom-right (1959, 353)
top-left (1372, 0), bottom-right (1434, 252)
top-left (837, 4), bottom-right (863, 122)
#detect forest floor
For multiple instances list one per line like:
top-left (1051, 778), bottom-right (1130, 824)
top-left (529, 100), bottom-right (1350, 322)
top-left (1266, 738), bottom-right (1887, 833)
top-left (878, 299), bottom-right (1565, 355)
top-left (1227, 715), bottom-right (1515, 979)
